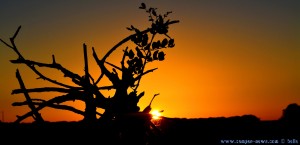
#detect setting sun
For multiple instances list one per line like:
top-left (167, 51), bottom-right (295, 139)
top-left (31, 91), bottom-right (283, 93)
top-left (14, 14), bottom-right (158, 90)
top-left (150, 110), bottom-right (163, 120)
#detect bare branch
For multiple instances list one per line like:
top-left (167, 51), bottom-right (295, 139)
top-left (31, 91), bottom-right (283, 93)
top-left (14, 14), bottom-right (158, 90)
top-left (29, 65), bottom-right (76, 88)
top-left (10, 58), bottom-right (82, 86)
top-left (12, 87), bottom-right (81, 94)
top-left (134, 68), bottom-right (158, 90)
top-left (83, 43), bottom-right (90, 84)
top-left (0, 38), bottom-right (13, 48)
top-left (121, 47), bottom-right (129, 69)
top-left (92, 47), bottom-right (120, 86)
top-left (48, 104), bottom-right (89, 115)
top-left (13, 90), bottom-right (105, 123)
top-left (98, 85), bottom-right (115, 90)
top-left (11, 25), bottom-right (22, 40)
top-left (11, 85), bottom-right (113, 95)
top-left (13, 101), bottom-right (85, 116)
top-left (92, 47), bottom-right (104, 85)
top-left (31, 98), bottom-right (47, 103)
top-left (15, 69), bottom-right (44, 123)
top-left (94, 73), bottom-right (104, 85)
top-left (52, 55), bottom-right (56, 64)
top-left (13, 91), bottom-right (84, 123)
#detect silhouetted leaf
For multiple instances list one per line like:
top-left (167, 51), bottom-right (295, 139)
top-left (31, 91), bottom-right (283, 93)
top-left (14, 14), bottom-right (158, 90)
top-left (165, 19), bottom-right (170, 24)
top-left (152, 10), bottom-right (157, 16)
top-left (130, 35), bottom-right (136, 42)
top-left (152, 42), bottom-right (158, 49)
top-left (133, 33), bottom-right (143, 44)
top-left (136, 47), bottom-right (144, 58)
top-left (146, 55), bottom-right (153, 62)
top-left (156, 40), bottom-right (161, 48)
top-left (134, 28), bottom-right (141, 34)
top-left (153, 50), bottom-right (159, 60)
top-left (144, 44), bottom-right (150, 51)
top-left (164, 11), bottom-right (172, 18)
top-left (142, 34), bottom-right (148, 46)
top-left (139, 3), bottom-right (146, 9)
top-left (168, 39), bottom-right (174, 45)
top-left (148, 8), bottom-right (153, 13)
top-left (158, 51), bottom-right (165, 61)
top-left (128, 49), bottom-right (135, 59)
top-left (133, 57), bottom-right (143, 74)
top-left (124, 49), bottom-right (129, 56)
top-left (168, 39), bottom-right (175, 48)
top-left (159, 15), bottom-right (163, 24)
top-left (142, 40), bottom-right (147, 47)
top-left (127, 60), bottom-right (133, 66)
top-left (161, 38), bottom-right (168, 47)
top-left (157, 27), bottom-right (168, 34)
top-left (150, 24), bottom-right (156, 34)
top-left (136, 57), bottom-right (143, 67)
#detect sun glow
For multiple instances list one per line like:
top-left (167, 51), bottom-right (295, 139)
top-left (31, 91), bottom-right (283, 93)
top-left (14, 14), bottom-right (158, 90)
top-left (150, 109), bottom-right (162, 120)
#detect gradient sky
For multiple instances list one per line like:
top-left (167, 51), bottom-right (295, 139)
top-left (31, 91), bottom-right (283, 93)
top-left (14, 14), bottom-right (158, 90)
top-left (0, 0), bottom-right (299, 123)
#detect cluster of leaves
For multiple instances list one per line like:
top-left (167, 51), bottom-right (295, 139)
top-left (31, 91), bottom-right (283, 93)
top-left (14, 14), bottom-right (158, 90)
top-left (126, 3), bottom-right (176, 79)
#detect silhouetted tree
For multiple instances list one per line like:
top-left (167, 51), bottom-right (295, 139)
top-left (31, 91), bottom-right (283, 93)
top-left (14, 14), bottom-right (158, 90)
top-left (280, 103), bottom-right (300, 123)
top-left (0, 2), bottom-right (179, 127)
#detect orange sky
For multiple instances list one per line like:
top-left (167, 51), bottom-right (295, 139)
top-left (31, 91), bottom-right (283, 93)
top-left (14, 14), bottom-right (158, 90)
top-left (0, 0), bottom-right (299, 123)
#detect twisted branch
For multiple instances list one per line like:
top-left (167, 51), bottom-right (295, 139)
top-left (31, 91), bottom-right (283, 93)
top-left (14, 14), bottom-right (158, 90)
top-left (10, 58), bottom-right (82, 85)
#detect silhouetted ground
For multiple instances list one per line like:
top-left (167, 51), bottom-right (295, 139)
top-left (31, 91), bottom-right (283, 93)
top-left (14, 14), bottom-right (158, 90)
top-left (159, 116), bottom-right (300, 144)
top-left (1, 116), bottom-right (300, 145)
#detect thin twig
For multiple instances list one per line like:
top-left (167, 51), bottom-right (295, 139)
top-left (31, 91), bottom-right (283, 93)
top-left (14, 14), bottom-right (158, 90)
top-left (105, 61), bottom-right (122, 71)
top-left (134, 68), bottom-right (158, 81)
top-left (10, 58), bottom-right (82, 83)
